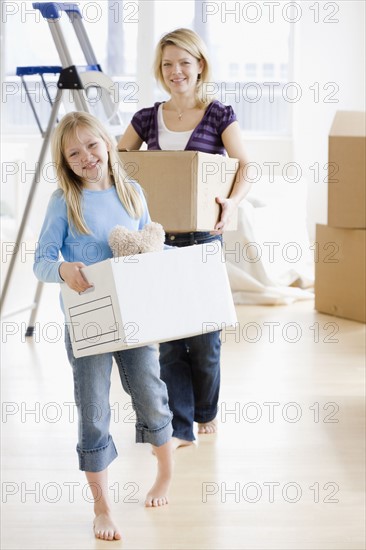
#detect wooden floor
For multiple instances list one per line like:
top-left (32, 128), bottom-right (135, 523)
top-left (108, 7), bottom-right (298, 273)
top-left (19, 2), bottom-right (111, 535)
top-left (1, 282), bottom-right (365, 550)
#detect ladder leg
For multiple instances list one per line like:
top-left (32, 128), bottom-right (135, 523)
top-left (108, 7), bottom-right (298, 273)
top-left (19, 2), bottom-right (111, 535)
top-left (0, 89), bottom-right (63, 316)
top-left (21, 76), bottom-right (45, 135)
top-left (25, 280), bottom-right (44, 337)
top-left (71, 16), bottom-right (99, 66)
top-left (72, 89), bottom-right (90, 113)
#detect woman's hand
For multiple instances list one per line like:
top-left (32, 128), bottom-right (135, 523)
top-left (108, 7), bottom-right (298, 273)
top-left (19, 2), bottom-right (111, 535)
top-left (214, 196), bottom-right (237, 232)
top-left (59, 262), bottom-right (93, 293)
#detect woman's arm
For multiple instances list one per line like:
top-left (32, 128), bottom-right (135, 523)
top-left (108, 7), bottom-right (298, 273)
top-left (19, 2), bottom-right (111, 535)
top-left (215, 120), bottom-right (251, 231)
top-left (117, 124), bottom-right (144, 151)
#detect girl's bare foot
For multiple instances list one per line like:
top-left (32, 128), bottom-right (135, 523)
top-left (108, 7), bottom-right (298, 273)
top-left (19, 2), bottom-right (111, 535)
top-left (146, 440), bottom-right (173, 507)
top-left (145, 474), bottom-right (171, 507)
top-left (93, 512), bottom-right (122, 541)
top-left (198, 417), bottom-right (217, 434)
top-left (86, 469), bottom-right (121, 541)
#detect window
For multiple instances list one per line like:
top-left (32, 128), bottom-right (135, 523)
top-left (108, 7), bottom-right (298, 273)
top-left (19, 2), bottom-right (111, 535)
top-left (263, 63), bottom-right (275, 79)
top-left (2, 0), bottom-right (293, 136)
top-left (2, 0), bottom-right (139, 133)
top-left (245, 64), bottom-right (258, 79)
top-left (228, 63), bottom-right (239, 79)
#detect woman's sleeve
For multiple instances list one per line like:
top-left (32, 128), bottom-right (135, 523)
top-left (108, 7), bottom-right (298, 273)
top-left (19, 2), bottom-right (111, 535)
top-left (130, 109), bottom-right (146, 142)
top-left (130, 106), bottom-right (156, 144)
top-left (218, 104), bottom-right (238, 135)
top-left (33, 191), bottom-right (68, 283)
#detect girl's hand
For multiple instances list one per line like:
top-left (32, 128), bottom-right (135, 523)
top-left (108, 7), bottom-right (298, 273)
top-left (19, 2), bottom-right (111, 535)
top-left (59, 262), bottom-right (93, 293)
top-left (214, 196), bottom-right (236, 232)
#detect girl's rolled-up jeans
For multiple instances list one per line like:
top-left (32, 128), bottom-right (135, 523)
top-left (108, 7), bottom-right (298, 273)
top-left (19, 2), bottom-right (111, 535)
top-left (65, 329), bottom-right (173, 472)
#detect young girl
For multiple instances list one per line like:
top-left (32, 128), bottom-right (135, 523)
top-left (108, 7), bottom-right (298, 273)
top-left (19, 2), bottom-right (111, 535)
top-left (34, 111), bottom-right (173, 541)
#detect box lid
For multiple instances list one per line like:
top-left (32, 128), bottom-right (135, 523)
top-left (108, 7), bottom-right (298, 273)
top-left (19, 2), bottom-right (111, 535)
top-left (329, 111), bottom-right (366, 138)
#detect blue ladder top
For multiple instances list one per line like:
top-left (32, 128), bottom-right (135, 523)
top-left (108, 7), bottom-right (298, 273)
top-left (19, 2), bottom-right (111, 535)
top-left (17, 65), bottom-right (101, 77)
top-left (16, 66), bottom-right (62, 76)
top-left (33, 2), bottom-right (82, 19)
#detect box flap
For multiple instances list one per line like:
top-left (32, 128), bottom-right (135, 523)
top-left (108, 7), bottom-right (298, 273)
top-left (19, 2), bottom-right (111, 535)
top-left (196, 153), bottom-right (239, 229)
top-left (330, 111), bottom-right (366, 137)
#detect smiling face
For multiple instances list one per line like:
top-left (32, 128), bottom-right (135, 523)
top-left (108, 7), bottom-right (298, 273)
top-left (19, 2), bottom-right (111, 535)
top-left (161, 44), bottom-right (203, 97)
top-left (63, 126), bottom-right (110, 188)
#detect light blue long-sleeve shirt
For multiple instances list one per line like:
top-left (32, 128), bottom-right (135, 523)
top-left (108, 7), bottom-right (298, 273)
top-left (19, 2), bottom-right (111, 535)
top-left (34, 184), bottom-right (150, 284)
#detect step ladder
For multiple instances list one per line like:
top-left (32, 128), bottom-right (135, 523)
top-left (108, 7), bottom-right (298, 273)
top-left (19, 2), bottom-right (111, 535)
top-left (0, 1), bottom-right (124, 334)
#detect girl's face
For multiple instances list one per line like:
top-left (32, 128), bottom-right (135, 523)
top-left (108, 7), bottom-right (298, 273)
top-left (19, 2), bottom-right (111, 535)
top-left (161, 45), bottom-right (203, 97)
top-left (64, 126), bottom-right (110, 189)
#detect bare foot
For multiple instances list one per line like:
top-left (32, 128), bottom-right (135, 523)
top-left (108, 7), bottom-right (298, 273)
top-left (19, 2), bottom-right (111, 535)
top-left (145, 474), bottom-right (170, 507)
top-left (171, 437), bottom-right (195, 451)
top-left (198, 418), bottom-right (217, 434)
top-left (93, 512), bottom-right (122, 541)
top-left (146, 441), bottom-right (173, 507)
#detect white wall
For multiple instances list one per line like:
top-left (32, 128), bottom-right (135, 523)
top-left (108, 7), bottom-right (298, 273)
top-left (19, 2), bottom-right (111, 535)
top-left (292, 0), bottom-right (365, 240)
top-left (1, 1), bottom-right (365, 243)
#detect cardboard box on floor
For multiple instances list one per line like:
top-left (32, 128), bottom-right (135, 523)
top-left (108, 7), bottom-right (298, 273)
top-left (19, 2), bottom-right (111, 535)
top-left (314, 224), bottom-right (366, 323)
top-left (119, 151), bottom-right (239, 232)
top-left (328, 111), bottom-right (366, 228)
top-left (61, 243), bottom-right (237, 358)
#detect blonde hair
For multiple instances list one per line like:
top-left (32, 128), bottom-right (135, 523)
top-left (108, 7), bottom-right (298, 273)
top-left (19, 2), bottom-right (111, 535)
top-left (153, 28), bottom-right (213, 108)
top-left (51, 111), bottom-right (143, 235)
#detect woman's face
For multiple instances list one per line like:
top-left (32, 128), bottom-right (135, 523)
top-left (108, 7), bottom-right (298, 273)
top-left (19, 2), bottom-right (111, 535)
top-left (161, 44), bottom-right (203, 96)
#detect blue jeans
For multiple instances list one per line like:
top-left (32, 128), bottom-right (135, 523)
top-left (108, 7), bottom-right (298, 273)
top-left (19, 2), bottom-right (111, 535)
top-left (65, 330), bottom-right (173, 472)
top-left (160, 232), bottom-right (222, 441)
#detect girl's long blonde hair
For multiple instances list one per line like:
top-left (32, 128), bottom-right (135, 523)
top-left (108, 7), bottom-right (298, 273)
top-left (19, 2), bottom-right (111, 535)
top-left (153, 28), bottom-right (213, 108)
top-left (51, 111), bottom-right (143, 235)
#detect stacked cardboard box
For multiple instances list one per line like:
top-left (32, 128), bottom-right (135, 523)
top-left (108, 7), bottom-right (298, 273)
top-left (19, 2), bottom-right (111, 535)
top-left (315, 111), bottom-right (366, 323)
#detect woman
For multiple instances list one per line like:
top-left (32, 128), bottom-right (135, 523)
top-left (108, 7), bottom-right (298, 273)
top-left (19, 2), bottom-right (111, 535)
top-left (118, 28), bottom-right (250, 449)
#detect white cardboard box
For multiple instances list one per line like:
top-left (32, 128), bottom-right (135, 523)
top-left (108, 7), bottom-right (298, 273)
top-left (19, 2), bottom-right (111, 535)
top-left (61, 243), bottom-right (237, 357)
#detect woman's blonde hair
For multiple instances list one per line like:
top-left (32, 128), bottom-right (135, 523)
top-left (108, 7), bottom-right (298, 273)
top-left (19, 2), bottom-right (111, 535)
top-left (153, 28), bottom-right (213, 108)
top-left (51, 111), bottom-right (143, 235)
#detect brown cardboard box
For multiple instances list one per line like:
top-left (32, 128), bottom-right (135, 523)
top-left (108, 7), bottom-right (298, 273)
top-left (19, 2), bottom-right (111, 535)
top-left (119, 151), bottom-right (239, 232)
top-left (328, 111), bottom-right (366, 228)
top-left (315, 224), bottom-right (366, 323)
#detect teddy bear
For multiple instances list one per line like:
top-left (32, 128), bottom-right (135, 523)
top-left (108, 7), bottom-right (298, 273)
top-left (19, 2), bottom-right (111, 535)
top-left (108, 221), bottom-right (166, 257)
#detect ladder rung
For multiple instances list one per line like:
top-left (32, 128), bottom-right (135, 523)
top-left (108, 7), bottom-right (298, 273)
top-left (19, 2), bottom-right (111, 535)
top-left (16, 66), bottom-right (62, 76)
top-left (76, 64), bottom-right (101, 73)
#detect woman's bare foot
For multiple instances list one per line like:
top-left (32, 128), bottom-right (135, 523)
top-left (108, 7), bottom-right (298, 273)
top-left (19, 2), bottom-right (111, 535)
top-left (146, 440), bottom-right (173, 507)
top-left (93, 512), bottom-right (122, 541)
top-left (171, 437), bottom-right (194, 451)
top-left (198, 417), bottom-right (218, 434)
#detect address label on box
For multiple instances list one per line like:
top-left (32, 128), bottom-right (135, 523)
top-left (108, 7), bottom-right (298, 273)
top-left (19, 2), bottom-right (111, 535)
top-left (61, 243), bottom-right (237, 357)
top-left (68, 296), bottom-right (119, 347)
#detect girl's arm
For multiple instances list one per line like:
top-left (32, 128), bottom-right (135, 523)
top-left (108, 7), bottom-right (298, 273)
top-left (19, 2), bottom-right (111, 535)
top-left (33, 193), bottom-right (68, 284)
top-left (215, 120), bottom-right (251, 231)
top-left (117, 124), bottom-right (143, 151)
top-left (33, 192), bottom-right (91, 293)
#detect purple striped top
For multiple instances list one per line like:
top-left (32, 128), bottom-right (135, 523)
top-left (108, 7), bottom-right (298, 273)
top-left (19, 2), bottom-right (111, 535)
top-left (130, 100), bottom-right (237, 155)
